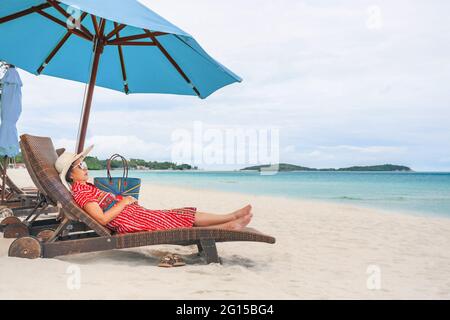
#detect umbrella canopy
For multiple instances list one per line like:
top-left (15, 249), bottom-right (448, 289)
top-left (0, 0), bottom-right (242, 152)
top-left (0, 67), bottom-right (22, 158)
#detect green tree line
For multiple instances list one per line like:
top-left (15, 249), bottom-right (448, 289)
top-left (12, 152), bottom-right (197, 170)
top-left (84, 156), bottom-right (197, 170)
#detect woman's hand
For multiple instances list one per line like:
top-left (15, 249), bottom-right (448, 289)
top-left (122, 196), bottom-right (138, 206)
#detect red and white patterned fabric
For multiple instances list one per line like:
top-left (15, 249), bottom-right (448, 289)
top-left (71, 181), bottom-right (196, 234)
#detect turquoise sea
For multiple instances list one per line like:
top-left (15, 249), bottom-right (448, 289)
top-left (93, 170), bottom-right (450, 218)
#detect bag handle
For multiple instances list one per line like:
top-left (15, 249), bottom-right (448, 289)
top-left (106, 154), bottom-right (129, 185)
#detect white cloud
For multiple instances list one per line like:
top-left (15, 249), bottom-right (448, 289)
top-left (54, 135), bottom-right (171, 161)
top-left (318, 145), bottom-right (407, 154)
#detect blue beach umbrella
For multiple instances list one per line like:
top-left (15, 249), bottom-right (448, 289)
top-left (0, 65), bottom-right (22, 203)
top-left (0, 0), bottom-right (242, 153)
top-left (0, 66), bottom-right (22, 158)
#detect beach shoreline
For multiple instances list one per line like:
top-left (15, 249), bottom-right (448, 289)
top-left (85, 169), bottom-right (450, 218)
top-left (1, 168), bottom-right (449, 299)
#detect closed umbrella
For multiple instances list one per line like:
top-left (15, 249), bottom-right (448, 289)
top-left (0, 65), bottom-right (22, 203)
top-left (0, 0), bottom-right (242, 153)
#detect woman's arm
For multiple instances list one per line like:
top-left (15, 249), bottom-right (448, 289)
top-left (83, 197), bottom-right (136, 226)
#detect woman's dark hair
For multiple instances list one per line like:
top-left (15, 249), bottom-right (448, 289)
top-left (65, 164), bottom-right (74, 184)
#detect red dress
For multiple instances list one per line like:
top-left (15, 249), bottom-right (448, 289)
top-left (71, 181), bottom-right (196, 234)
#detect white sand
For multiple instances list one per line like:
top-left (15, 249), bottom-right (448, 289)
top-left (1, 168), bottom-right (450, 299)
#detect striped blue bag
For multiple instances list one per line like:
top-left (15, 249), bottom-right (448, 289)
top-left (94, 154), bottom-right (141, 200)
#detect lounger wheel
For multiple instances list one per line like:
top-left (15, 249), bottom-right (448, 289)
top-left (9, 236), bottom-right (42, 259)
top-left (0, 207), bottom-right (14, 219)
top-left (1, 215), bottom-right (21, 226)
top-left (3, 222), bottom-right (30, 239)
top-left (36, 229), bottom-right (55, 242)
top-left (1, 216), bottom-right (24, 238)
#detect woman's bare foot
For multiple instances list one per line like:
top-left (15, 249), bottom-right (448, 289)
top-left (228, 213), bottom-right (253, 230)
top-left (230, 205), bottom-right (252, 220)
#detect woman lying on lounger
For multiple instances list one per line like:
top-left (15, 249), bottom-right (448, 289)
top-left (55, 145), bottom-right (253, 234)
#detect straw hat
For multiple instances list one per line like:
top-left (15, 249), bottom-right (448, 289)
top-left (55, 145), bottom-right (94, 191)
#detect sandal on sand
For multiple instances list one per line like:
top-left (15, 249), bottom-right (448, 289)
top-left (170, 254), bottom-right (186, 267)
top-left (158, 254), bottom-right (174, 268)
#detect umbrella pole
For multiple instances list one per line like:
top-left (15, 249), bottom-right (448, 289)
top-left (76, 36), bottom-right (105, 154)
top-left (1, 156), bottom-right (7, 204)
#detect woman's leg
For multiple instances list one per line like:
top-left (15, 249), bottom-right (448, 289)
top-left (199, 213), bottom-right (253, 230)
top-left (193, 205), bottom-right (252, 227)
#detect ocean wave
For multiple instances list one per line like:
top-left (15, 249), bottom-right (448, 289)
top-left (333, 196), bottom-right (408, 201)
top-left (334, 196), bottom-right (364, 201)
top-left (333, 196), bottom-right (450, 201)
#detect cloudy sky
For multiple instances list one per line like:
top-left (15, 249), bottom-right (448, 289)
top-left (8, 0), bottom-right (450, 171)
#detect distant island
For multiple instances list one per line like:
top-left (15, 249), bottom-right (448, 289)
top-left (240, 163), bottom-right (412, 172)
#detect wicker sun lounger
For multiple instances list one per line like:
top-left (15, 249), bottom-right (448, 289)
top-left (1, 161), bottom-right (39, 207)
top-left (8, 134), bottom-right (275, 264)
top-left (0, 166), bottom-right (37, 197)
top-left (0, 148), bottom-right (65, 204)
top-left (1, 144), bottom-right (89, 239)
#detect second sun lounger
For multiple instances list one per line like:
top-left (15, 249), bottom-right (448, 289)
top-left (1, 145), bottom-right (89, 239)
